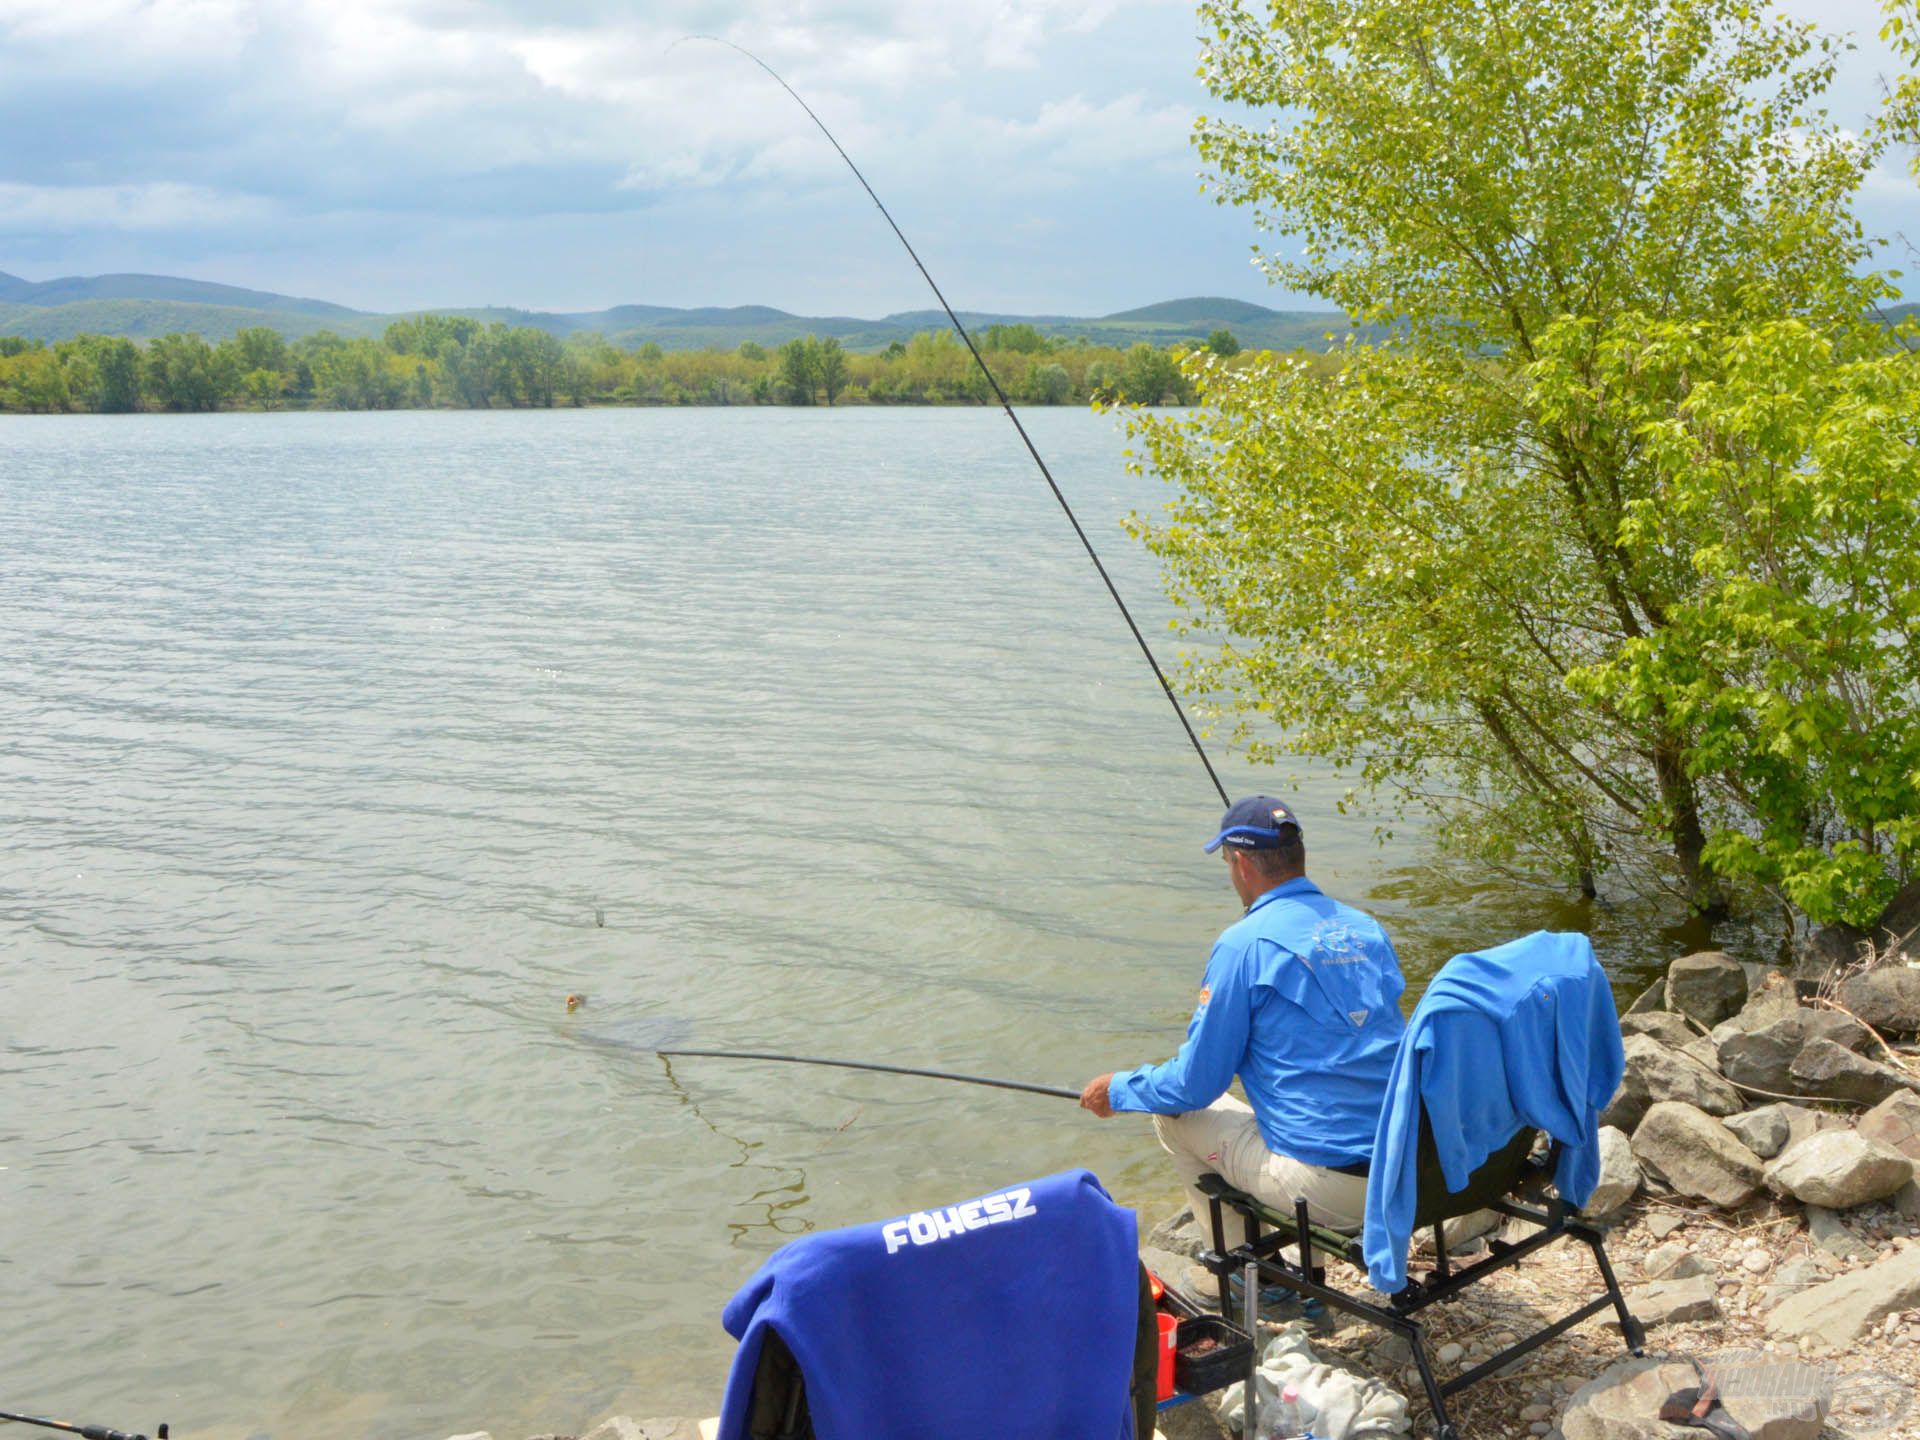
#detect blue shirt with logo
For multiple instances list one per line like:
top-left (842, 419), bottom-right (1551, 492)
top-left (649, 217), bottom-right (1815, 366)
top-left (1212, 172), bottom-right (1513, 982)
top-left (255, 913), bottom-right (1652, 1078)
top-left (1106, 877), bottom-right (1407, 1167)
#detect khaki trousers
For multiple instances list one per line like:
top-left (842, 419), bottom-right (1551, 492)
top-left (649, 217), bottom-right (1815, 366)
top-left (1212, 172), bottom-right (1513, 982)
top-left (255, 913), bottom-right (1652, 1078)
top-left (1152, 1094), bottom-right (1370, 1248)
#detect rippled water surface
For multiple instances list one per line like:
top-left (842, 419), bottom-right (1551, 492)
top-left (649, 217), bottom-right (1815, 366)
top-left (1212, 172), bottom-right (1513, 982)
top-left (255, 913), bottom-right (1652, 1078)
top-left (2, 409), bottom-right (1744, 1438)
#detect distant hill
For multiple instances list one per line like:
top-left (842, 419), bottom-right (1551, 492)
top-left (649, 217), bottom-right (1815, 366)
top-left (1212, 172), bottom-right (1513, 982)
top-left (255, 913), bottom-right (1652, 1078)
top-left (0, 270), bottom-right (358, 318)
top-left (0, 268), bottom-right (1358, 352)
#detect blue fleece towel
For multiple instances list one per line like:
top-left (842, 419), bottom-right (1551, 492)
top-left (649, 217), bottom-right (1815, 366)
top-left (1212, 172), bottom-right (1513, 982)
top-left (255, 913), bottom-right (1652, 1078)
top-left (717, 1169), bottom-right (1141, 1440)
top-left (1362, 931), bottom-right (1624, 1293)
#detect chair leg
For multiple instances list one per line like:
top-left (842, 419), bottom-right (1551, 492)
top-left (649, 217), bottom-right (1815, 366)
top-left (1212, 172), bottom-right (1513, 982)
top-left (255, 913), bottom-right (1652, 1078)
top-left (1207, 1194), bottom-right (1233, 1317)
top-left (1404, 1322), bottom-right (1459, 1440)
top-left (1581, 1226), bottom-right (1647, 1354)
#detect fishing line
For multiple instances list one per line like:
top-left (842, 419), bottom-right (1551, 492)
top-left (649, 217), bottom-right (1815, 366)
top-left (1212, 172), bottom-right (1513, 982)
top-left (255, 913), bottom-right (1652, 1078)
top-left (685, 36), bottom-right (1229, 807)
top-left (659, 1048), bottom-right (1078, 1102)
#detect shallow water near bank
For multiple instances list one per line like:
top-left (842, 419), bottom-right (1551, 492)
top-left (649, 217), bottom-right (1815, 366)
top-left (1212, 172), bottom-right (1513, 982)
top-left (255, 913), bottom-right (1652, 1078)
top-left (1, 408), bottom-right (1762, 1438)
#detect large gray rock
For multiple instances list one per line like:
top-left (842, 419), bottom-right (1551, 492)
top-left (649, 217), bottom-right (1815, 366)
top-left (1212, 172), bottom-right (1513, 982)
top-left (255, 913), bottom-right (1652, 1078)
top-left (1562, 1357), bottom-right (1828, 1440)
top-left (1666, 951), bottom-right (1748, 1027)
top-left (1618, 1033), bottom-right (1743, 1115)
top-left (1732, 971), bottom-right (1805, 1032)
top-left (1624, 979), bottom-right (1666, 1015)
top-left (1147, 1206), bottom-right (1207, 1260)
top-left (1623, 1273), bottom-right (1717, 1326)
top-left (1802, 879), bottom-right (1920, 975)
top-left (1718, 1010), bottom-right (1870, 1094)
top-left (1765, 1244), bottom-right (1920, 1344)
top-left (1723, 1104), bottom-right (1792, 1159)
top-left (1631, 1101), bottom-right (1765, 1207)
top-left (1838, 966), bottom-right (1920, 1036)
top-left (1787, 1037), bottom-right (1917, 1105)
top-left (1583, 1126), bottom-right (1641, 1217)
top-left (1765, 1130), bottom-right (1913, 1208)
top-left (1619, 1011), bottom-right (1695, 1047)
top-left (1858, 1088), bottom-right (1920, 1159)
top-left (1599, 1081), bottom-right (1649, 1136)
top-left (1804, 1205), bottom-right (1876, 1261)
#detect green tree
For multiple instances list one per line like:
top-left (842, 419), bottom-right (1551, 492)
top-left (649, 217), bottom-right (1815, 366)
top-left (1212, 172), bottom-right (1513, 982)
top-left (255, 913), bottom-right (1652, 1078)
top-left (738, 340), bottom-right (768, 363)
top-left (778, 337), bottom-right (819, 404)
top-left (1531, 314), bottom-right (1920, 926)
top-left (232, 326), bottom-right (289, 374)
top-left (0, 348), bottom-right (70, 412)
top-left (1030, 361), bottom-right (1073, 404)
top-left (1127, 0), bottom-right (1882, 909)
top-left (1119, 343), bottom-right (1186, 405)
top-left (983, 322), bottom-right (1049, 353)
top-left (242, 367), bottom-right (284, 410)
top-left (1206, 329), bottom-right (1241, 358)
top-left (816, 336), bottom-right (849, 405)
top-left (94, 337), bottom-right (141, 412)
top-left (144, 333), bottom-right (234, 412)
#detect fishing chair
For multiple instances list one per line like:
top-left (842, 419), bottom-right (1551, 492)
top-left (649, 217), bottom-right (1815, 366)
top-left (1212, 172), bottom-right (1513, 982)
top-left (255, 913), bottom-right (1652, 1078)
top-left (1194, 1120), bottom-right (1643, 1440)
top-left (1190, 936), bottom-right (1643, 1436)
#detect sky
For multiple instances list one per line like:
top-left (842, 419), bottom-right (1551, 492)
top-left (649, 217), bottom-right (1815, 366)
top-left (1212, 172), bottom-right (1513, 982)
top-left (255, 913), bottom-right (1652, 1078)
top-left (0, 0), bottom-right (1915, 318)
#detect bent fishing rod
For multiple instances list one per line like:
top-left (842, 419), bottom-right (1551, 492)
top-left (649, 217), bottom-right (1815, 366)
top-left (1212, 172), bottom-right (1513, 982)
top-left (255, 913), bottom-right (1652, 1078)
top-left (659, 1048), bottom-right (1077, 1102)
top-left (689, 36), bottom-right (1229, 808)
top-left (0, 1410), bottom-right (166, 1440)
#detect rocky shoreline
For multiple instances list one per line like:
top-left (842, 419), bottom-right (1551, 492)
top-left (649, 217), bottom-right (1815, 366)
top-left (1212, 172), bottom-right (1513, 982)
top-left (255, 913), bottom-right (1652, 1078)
top-left (447, 949), bottom-right (1920, 1440)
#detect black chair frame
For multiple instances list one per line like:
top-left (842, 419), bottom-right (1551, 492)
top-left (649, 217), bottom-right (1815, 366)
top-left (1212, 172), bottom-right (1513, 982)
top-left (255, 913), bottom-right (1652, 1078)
top-left (1193, 1130), bottom-right (1645, 1440)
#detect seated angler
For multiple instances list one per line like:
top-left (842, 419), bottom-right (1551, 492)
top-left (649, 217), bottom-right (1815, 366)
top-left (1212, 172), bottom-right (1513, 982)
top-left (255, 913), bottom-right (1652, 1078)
top-left (1079, 797), bottom-right (1408, 1248)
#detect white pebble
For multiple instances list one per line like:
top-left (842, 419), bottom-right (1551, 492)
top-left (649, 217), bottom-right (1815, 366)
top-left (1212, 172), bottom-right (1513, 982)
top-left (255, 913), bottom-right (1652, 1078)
top-left (1741, 1250), bottom-right (1772, 1274)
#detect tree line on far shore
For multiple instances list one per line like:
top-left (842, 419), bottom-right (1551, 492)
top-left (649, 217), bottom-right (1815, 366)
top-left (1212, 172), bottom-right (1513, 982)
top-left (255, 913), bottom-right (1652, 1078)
top-left (0, 319), bottom-right (1267, 415)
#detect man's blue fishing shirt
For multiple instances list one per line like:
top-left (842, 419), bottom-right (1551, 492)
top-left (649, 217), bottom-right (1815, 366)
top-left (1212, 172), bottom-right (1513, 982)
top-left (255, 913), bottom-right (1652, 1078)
top-left (1105, 877), bottom-right (1407, 1167)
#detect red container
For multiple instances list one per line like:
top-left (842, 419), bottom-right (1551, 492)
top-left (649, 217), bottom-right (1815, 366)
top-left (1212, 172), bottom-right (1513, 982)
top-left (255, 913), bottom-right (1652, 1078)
top-left (1156, 1312), bottom-right (1179, 1400)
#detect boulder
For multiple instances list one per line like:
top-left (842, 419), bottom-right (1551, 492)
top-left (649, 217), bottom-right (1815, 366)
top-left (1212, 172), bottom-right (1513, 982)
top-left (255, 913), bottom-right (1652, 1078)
top-left (1619, 1033), bottom-right (1743, 1116)
top-left (1666, 951), bottom-right (1748, 1027)
top-left (1766, 1130), bottom-right (1913, 1208)
top-left (1787, 1037), bottom-right (1916, 1105)
top-left (1582, 1126), bottom-right (1640, 1217)
top-left (1765, 1244), bottom-right (1920, 1344)
top-left (1599, 1082), bottom-right (1649, 1136)
top-left (1859, 1089), bottom-right (1920, 1159)
top-left (1727, 972), bottom-right (1803, 1034)
top-left (1895, 1180), bottom-right (1920, 1220)
top-left (1624, 980), bottom-right (1665, 1015)
top-left (1723, 1104), bottom-right (1792, 1159)
top-left (1631, 1101), bottom-right (1765, 1208)
top-left (1804, 1206), bottom-right (1875, 1262)
top-left (1619, 1011), bottom-right (1695, 1047)
top-left (1718, 1011), bottom-right (1870, 1094)
top-left (1622, 1273), bottom-right (1717, 1326)
top-left (1147, 1206), bottom-right (1207, 1260)
top-left (1802, 879), bottom-right (1920, 976)
top-left (1839, 965), bottom-right (1920, 1037)
top-left (1562, 1357), bottom-right (1827, 1440)
top-left (1680, 1036), bottom-right (1723, 1074)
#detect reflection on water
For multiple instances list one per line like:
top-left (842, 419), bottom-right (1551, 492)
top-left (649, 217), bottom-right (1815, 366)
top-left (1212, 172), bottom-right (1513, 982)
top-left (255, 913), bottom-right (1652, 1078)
top-left (0, 409), bottom-right (1769, 1438)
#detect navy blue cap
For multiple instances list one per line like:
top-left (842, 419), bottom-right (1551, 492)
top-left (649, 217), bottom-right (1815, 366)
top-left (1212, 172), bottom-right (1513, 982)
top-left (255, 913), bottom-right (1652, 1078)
top-left (1203, 795), bottom-right (1304, 853)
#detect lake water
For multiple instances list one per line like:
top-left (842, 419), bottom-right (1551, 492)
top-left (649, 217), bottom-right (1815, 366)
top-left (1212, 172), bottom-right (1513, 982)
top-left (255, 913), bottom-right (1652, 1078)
top-left (2, 408), bottom-right (1738, 1439)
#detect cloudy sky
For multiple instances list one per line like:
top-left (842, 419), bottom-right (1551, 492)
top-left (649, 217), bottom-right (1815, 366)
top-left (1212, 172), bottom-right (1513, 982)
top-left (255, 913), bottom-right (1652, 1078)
top-left (0, 0), bottom-right (1914, 317)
